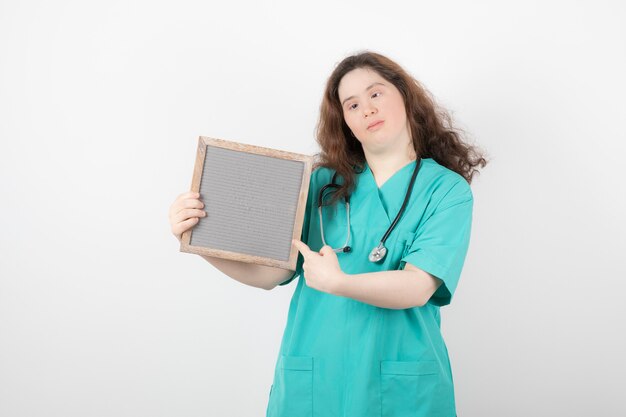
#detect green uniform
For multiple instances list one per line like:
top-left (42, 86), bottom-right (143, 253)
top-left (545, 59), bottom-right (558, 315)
top-left (266, 158), bottom-right (473, 417)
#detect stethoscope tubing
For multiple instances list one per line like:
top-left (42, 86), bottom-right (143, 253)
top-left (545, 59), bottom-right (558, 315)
top-left (317, 158), bottom-right (422, 262)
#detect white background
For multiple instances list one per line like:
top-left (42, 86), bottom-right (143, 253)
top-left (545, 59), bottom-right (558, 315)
top-left (1, 1), bottom-right (625, 416)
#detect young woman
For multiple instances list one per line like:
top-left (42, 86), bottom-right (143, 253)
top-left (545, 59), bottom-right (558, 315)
top-left (169, 51), bottom-right (487, 417)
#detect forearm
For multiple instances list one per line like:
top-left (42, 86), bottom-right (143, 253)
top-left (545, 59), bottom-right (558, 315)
top-left (334, 268), bottom-right (438, 310)
top-left (201, 255), bottom-right (294, 290)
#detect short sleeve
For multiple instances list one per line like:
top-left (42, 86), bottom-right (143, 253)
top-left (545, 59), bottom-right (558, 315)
top-left (278, 170), bottom-right (315, 286)
top-left (399, 180), bottom-right (473, 306)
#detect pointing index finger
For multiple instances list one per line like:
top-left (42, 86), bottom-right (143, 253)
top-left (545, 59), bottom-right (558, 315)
top-left (292, 239), bottom-right (313, 258)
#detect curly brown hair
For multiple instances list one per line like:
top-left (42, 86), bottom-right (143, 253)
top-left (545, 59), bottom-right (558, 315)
top-left (315, 51), bottom-right (488, 206)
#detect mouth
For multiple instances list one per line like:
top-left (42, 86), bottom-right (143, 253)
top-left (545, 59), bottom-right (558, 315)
top-left (367, 120), bottom-right (384, 130)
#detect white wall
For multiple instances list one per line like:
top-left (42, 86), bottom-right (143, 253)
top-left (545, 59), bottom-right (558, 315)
top-left (1, 0), bottom-right (624, 416)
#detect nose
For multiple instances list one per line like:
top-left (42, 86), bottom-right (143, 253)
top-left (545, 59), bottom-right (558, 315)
top-left (362, 102), bottom-right (377, 117)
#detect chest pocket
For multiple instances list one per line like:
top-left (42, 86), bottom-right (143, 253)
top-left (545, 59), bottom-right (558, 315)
top-left (390, 229), bottom-right (415, 269)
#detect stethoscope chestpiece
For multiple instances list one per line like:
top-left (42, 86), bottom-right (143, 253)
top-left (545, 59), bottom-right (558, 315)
top-left (343, 246), bottom-right (352, 253)
top-left (368, 243), bottom-right (387, 263)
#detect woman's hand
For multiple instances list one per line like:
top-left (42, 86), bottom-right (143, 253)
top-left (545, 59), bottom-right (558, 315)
top-left (292, 240), bottom-right (346, 294)
top-left (169, 191), bottom-right (206, 242)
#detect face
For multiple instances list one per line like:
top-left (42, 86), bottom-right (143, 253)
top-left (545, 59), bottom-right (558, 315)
top-left (337, 67), bottom-right (411, 157)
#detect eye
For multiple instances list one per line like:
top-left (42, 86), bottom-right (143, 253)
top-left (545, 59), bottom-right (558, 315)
top-left (371, 91), bottom-right (382, 99)
top-left (348, 103), bottom-right (358, 111)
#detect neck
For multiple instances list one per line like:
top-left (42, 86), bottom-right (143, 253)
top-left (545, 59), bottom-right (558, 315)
top-left (365, 150), bottom-right (417, 188)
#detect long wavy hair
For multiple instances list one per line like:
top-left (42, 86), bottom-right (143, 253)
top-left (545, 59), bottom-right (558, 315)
top-left (315, 51), bottom-right (488, 206)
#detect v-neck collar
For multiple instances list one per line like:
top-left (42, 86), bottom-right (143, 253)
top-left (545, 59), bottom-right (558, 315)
top-left (353, 159), bottom-right (419, 225)
top-left (363, 159), bottom-right (418, 191)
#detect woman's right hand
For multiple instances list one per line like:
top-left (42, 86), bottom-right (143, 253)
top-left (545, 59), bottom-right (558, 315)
top-left (169, 191), bottom-right (206, 242)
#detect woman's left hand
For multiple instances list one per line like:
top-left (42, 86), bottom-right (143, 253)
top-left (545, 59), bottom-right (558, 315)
top-left (292, 240), bottom-right (346, 294)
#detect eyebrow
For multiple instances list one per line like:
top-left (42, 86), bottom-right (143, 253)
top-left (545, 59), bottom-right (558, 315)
top-left (341, 82), bottom-right (385, 106)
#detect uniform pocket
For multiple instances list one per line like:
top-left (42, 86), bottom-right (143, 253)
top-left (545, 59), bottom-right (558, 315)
top-left (380, 360), bottom-right (438, 417)
top-left (267, 356), bottom-right (313, 417)
top-left (390, 229), bottom-right (415, 268)
top-left (398, 230), bottom-right (415, 258)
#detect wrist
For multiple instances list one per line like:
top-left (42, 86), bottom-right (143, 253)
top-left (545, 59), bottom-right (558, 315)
top-left (333, 271), bottom-right (350, 296)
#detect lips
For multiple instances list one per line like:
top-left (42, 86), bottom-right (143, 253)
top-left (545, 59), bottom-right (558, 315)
top-left (367, 120), bottom-right (384, 130)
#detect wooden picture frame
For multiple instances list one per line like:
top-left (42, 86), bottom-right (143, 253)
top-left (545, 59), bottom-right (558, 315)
top-left (180, 136), bottom-right (313, 271)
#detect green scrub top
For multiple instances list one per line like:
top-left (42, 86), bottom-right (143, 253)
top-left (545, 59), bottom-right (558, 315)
top-left (266, 158), bottom-right (473, 417)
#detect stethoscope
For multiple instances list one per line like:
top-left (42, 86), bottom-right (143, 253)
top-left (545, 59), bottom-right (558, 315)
top-left (317, 158), bottom-right (422, 263)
